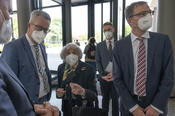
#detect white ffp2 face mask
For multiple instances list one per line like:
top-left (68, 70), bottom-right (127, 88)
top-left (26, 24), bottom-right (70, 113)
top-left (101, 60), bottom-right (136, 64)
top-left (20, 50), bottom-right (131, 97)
top-left (65, 53), bottom-right (79, 66)
top-left (31, 30), bottom-right (47, 44)
top-left (138, 14), bottom-right (152, 31)
top-left (104, 31), bottom-right (113, 39)
top-left (0, 20), bottom-right (12, 43)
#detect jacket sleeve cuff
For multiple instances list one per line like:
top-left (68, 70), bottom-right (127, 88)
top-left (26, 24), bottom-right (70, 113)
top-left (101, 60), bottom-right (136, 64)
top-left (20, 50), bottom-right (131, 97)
top-left (150, 105), bottom-right (163, 114)
top-left (129, 104), bottom-right (139, 113)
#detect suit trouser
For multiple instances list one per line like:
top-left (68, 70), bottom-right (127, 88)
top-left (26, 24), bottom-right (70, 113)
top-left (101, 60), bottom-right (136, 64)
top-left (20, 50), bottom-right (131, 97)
top-left (99, 79), bottom-right (119, 116)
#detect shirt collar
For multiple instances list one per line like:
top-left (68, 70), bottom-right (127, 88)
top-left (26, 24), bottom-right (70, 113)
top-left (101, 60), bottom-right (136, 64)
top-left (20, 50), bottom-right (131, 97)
top-left (131, 31), bottom-right (150, 42)
top-left (25, 34), bottom-right (36, 46)
top-left (106, 37), bottom-right (114, 44)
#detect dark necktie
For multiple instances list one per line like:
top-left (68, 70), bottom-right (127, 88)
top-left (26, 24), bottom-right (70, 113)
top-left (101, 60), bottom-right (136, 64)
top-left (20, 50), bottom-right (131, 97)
top-left (108, 40), bottom-right (112, 56)
top-left (33, 45), bottom-right (49, 91)
top-left (136, 37), bottom-right (146, 96)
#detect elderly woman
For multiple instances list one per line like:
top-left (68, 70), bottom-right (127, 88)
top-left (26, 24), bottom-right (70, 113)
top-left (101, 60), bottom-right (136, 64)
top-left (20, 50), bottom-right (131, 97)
top-left (56, 43), bottom-right (97, 116)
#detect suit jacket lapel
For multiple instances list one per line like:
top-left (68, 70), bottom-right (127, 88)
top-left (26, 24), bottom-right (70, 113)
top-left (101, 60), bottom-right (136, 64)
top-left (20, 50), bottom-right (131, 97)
top-left (22, 37), bottom-right (37, 71)
top-left (126, 36), bottom-right (135, 89)
top-left (147, 32), bottom-right (156, 75)
top-left (102, 41), bottom-right (112, 60)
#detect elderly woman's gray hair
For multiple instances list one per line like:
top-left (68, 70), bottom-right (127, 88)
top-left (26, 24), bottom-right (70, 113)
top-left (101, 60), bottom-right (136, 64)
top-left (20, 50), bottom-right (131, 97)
top-left (60, 43), bottom-right (82, 60)
top-left (29, 10), bottom-right (51, 23)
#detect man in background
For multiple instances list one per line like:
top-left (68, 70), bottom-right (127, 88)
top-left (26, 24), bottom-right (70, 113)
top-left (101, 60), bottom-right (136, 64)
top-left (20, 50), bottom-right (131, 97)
top-left (96, 22), bottom-right (119, 116)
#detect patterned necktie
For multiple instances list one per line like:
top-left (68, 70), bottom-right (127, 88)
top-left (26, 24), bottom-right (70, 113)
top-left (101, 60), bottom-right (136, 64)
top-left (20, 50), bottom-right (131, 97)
top-left (136, 38), bottom-right (146, 96)
top-left (33, 45), bottom-right (49, 92)
top-left (108, 40), bottom-right (112, 56)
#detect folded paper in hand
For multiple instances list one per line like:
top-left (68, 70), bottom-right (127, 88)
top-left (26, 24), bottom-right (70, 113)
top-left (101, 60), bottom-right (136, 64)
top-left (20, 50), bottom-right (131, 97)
top-left (105, 62), bottom-right (112, 73)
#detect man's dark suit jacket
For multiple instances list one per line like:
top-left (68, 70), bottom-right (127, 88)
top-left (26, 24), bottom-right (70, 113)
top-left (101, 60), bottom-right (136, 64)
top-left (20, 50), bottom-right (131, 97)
top-left (1, 36), bottom-right (52, 103)
top-left (113, 32), bottom-right (174, 116)
top-left (57, 61), bottom-right (97, 116)
top-left (0, 58), bottom-right (36, 116)
top-left (96, 40), bottom-right (113, 77)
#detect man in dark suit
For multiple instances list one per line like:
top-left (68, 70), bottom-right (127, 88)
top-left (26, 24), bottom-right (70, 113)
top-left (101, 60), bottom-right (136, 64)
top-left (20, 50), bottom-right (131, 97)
top-left (96, 22), bottom-right (119, 116)
top-left (0, 0), bottom-right (59, 115)
top-left (113, 1), bottom-right (174, 116)
top-left (2, 10), bottom-right (52, 104)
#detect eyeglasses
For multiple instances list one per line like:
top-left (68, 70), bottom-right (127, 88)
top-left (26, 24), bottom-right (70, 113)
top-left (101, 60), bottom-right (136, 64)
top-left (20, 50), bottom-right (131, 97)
top-left (32, 23), bottom-right (50, 33)
top-left (130, 10), bottom-right (154, 18)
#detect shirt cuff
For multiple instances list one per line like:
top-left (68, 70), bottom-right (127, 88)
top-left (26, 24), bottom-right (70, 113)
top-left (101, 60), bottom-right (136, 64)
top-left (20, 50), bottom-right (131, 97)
top-left (129, 104), bottom-right (139, 113)
top-left (150, 105), bottom-right (163, 114)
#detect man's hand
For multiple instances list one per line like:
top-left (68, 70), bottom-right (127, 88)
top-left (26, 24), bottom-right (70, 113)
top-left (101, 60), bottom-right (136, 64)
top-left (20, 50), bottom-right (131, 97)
top-left (56, 88), bottom-right (65, 97)
top-left (144, 106), bottom-right (159, 116)
top-left (34, 102), bottom-right (60, 116)
top-left (132, 106), bottom-right (145, 116)
top-left (34, 104), bottom-right (50, 116)
top-left (43, 102), bottom-right (60, 116)
top-left (102, 73), bottom-right (113, 82)
top-left (70, 83), bottom-right (85, 96)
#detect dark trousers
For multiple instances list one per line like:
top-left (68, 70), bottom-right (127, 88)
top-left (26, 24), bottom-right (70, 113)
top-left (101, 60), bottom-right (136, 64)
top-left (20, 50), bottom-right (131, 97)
top-left (62, 100), bottom-right (72, 116)
top-left (99, 79), bottom-right (119, 116)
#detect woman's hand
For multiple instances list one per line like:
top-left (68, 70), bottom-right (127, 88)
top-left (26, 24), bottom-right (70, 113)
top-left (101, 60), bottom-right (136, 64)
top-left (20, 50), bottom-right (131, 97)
top-left (56, 88), bottom-right (66, 97)
top-left (70, 83), bottom-right (85, 96)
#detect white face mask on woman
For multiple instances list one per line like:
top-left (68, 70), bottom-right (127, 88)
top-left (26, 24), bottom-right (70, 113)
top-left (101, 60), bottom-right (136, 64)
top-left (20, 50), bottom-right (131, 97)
top-left (65, 53), bottom-right (79, 66)
top-left (0, 20), bottom-right (12, 43)
top-left (138, 14), bottom-right (152, 31)
top-left (31, 30), bottom-right (47, 44)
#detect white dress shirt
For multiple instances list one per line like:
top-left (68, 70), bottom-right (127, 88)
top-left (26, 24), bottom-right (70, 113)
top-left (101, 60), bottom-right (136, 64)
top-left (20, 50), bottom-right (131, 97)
top-left (25, 34), bottom-right (49, 98)
top-left (106, 37), bottom-right (114, 50)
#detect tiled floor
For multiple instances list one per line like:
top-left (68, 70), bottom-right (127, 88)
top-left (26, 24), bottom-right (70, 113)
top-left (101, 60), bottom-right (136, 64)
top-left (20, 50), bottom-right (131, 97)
top-left (167, 98), bottom-right (175, 116)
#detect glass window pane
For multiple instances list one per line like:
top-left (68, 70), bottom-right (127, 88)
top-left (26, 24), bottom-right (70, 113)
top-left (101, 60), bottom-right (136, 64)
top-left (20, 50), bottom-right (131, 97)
top-left (12, 0), bottom-right (17, 11)
top-left (43, 7), bottom-right (62, 71)
top-left (11, 13), bottom-right (19, 39)
top-left (95, 3), bottom-right (102, 43)
top-left (117, 0), bottom-right (123, 39)
top-left (103, 2), bottom-right (110, 23)
top-left (72, 5), bottom-right (87, 52)
top-left (42, 0), bottom-right (58, 7)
